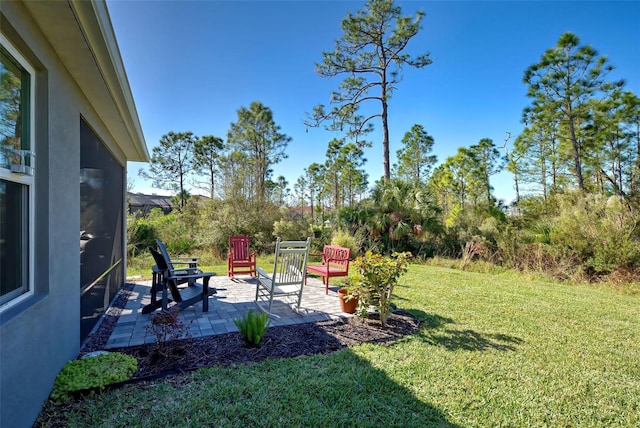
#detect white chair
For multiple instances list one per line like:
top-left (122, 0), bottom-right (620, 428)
top-left (255, 238), bottom-right (311, 317)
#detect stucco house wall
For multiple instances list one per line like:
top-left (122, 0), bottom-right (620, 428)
top-left (0, 1), bottom-right (147, 426)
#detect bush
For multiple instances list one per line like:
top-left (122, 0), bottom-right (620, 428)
top-left (126, 207), bottom-right (197, 257)
top-left (273, 216), bottom-right (312, 241)
top-left (201, 198), bottom-right (283, 257)
top-left (548, 192), bottom-right (640, 276)
top-left (126, 213), bottom-right (158, 258)
top-left (234, 310), bottom-right (270, 346)
top-left (350, 251), bottom-right (411, 327)
top-left (496, 192), bottom-right (640, 284)
top-left (440, 202), bottom-right (506, 259)
top-left (331, 228), bottom-right (361, 257)
top-left (50, 352), bottom-right (138, 403)
top-left (587, 196), bottom-right (640, 273)
top-left (151, 210), bottom-right (198, 254)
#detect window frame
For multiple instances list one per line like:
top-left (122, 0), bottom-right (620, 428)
top-left (0, 32), bottom-right (36, 311)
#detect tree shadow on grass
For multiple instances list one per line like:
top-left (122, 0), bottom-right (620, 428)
top-left (40, 314), bottom-right (463, 427)
top-left (407, 309), bottom-right (523, 352)
top-left (306, 350), bottom-right (463, 427)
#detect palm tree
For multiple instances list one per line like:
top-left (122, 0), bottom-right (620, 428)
top-left (343, 179), bottom-right (441, 254)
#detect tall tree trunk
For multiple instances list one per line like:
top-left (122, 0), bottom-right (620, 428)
top-left (634, 122), bottom-right (640, 194)
top-left (568, 116), bottom-right (585, 191)
top-left (551, 136), bottom-right (559, 194)
top-left (179, 170), bottom-right (185, 209)
top-left (209, 164), bottom-right (215, 199)
top-left (513, 172), bottom-right (521, 207)
top-left (613, 137), bottom-right (623, 195)
top-left (485, 170), bottom-right (492, 203)
top-left (381, 75), bottom-right (390, 181)
top-left (257, 161), bottom-right (266, 201)
top-left (541, 159), bottom-right (547, 202)
top-left (333, 172), bottom-right (339, 210)
top-left (310, 191), bottom-right (315, 224)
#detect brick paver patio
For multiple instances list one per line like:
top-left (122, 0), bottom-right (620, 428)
top-left (104, 275), bottom-right (349, 349)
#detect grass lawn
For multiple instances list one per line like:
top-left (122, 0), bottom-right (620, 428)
top-left (46, 264), bottom-right (639, 427)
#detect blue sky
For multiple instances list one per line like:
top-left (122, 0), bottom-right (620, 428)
top-left (108, 0), bottom-right (640, 203)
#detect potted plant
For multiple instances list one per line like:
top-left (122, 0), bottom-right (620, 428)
top-left (337, 277), bottom-right (360, 314)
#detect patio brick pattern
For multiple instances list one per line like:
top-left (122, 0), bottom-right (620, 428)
top-left (105, 276), bottom-right (350, 349)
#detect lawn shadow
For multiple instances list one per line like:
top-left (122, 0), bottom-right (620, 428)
top-left (44, 313), bottom-right (463, 427)
top-left (311, 350), bottom-right (463, 427)
top-left (408, 308), bottom-right (523, 352)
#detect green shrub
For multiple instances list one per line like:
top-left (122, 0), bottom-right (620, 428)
top-left (234, 310), bottom-right (270, 345)
top-left (494, 192), bottom-right (640, 285)
top-left (126, 207), bottom-right (197, 257)
top-left (202, 198), bottom-right (283, 257)
top-left (546, 192), bottom-right (640, 276)
top-left (350, 251), bottom-right (411, 327)
top-left (273, 216), bottom-right (312, 241)
top-left (587, 196), bottom-right (640, 273)
top-left (331, 228), bottom-right (360, 257)
top-left (151, 211), bottom-right (198, 254)
top-left (126, 213), bottom-right (158, 257)
top-left (50, 352), bottom-right (138, 403)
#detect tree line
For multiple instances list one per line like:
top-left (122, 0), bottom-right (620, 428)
top-left (133, 0), bottom-right (639, 285)
top-left (139, 101), bottom-right (290, 208)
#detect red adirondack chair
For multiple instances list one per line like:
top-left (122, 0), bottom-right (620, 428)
top-left (227, 235), bottom-right (257, 279)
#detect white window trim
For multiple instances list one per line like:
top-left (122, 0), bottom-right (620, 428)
top-left (0, 32), bottom-right (36, 311)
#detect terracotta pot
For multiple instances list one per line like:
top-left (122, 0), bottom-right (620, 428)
top-left (338, 288), bottom-right (358, 314)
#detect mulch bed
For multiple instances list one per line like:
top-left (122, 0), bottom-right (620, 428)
top-left (36, 286), bottom-right (421, 427)
top-left (80, 283), bottom-right (422, 379)
top-left (115, 309), bottom-right (421, 378)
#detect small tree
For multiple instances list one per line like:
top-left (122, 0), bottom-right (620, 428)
top-left (139, 131), bottom-right (196, 209)
top-left (193, 134), bottom-right (224, 198)
top-left (351, 251), bottom-right (410, 327)
top-left (393, 124), bottom-right (437, 185)
top-left (227, 101), bottom-right (291, 201)
top-left (469, 138), bottom-right (506, 203)
top-left (145, 307), bottom-right (193, 355)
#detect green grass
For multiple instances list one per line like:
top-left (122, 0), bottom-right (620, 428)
top-left (48, 264), bottom-right (640, 427)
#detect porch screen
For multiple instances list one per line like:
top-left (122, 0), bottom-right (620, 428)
top-left (80, 120), bottom-right (124, 342)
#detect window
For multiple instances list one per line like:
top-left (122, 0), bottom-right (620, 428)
top-left (0, 34), bottom-right (35, 308)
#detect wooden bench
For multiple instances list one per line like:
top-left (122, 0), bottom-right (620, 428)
top-left (305, 245), bottom-right (351, 294)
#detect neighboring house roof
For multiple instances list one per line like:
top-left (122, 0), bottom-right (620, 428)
top-left (21, 0), bottom-right (149, 163)
top-left (128, 192), bottom-right (173, 213)
top-left (128, 193), bottom-right (212, 214)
